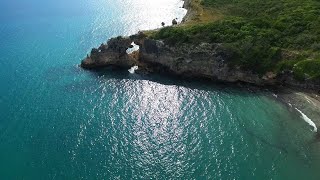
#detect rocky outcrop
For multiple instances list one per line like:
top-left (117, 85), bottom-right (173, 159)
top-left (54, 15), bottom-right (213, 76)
top-left (139, 39), bottom-right (275, 85)
top-left (81, 36), bottom-right (137, 69)
top-left (80, 0), bottom-right (320, 91)
top-left (81, 34), bottom-right (277, 85)
top-left (81, 33), bottom-right (320, 90)
top-left (277, 71), bottom-right (320, 90)
top-left (182, 0), bottom-right (194, 22)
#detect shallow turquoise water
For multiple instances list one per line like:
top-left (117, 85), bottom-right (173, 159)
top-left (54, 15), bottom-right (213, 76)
top-left (0, 0), bottom-right (320, 179)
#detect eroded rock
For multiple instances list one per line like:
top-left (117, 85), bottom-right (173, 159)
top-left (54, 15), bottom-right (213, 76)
top-left (80, 33), bottom-right (320, 90)
top-left (81, 36), bottom-right (137, 69)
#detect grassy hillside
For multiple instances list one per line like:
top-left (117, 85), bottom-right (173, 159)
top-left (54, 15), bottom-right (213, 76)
top-left (151, 0), bottom-right (320, 77)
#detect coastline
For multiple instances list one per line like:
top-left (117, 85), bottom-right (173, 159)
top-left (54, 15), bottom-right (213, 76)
top-left (273, 88), bottom-right (320, 134)
top-left (80, 0), bottom-right (320, 93)
top-left (3, 0), bottom-right (320, 178)
top-left (80, 0), bottom-right (320, 135)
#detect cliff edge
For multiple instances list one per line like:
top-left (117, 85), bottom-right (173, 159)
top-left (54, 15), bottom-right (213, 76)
top-left (81, 0), bottom-right (320, 91)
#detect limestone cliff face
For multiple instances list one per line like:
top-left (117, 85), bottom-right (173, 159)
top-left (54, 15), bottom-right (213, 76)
top-left (81, 34), bottom-right (276, 85)
top-left (182, 0), bottom-right (194, 22)
top-left (138, 38), bottom-right (273, 85)
top-left (80, 34), bottom-right (320, 90)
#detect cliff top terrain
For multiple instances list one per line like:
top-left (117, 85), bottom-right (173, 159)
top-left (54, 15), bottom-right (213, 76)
top-left (150, 0), bottom-right (320, 79)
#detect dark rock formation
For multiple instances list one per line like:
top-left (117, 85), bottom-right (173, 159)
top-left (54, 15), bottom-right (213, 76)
top-left (81, 34), bottom-right (274, 85)
top-left (277, 70), bottom-right (320, 90)
top-left (81, 36), bottom-right (137, 69)
top-left (138, 39), bottom-right (277, 85)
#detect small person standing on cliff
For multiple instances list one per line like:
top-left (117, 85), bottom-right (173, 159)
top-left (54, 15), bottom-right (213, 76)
top-left (172, 18), bottom-right (178, 25)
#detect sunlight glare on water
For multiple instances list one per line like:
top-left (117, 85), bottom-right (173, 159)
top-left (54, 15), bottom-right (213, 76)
top-left (1, 0), bottom-right (320, 179)
top-left (86, 0), bottom-right (187, 40)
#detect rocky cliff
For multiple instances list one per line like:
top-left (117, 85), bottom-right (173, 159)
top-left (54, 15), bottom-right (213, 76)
top-left (81, 32), bottom-right (320, 90)
top-left (81, 36), bottom-right (137, 69)
top-left (138, 37), bottom-right (274, 84)
top-left (181, 0), bottom-right (194, 22)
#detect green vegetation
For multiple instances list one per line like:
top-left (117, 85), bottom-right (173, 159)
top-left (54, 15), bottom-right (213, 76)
top-left (152, 0), bottom-right (320, 78)
top-left (293, 59), bottom-right (320, 80)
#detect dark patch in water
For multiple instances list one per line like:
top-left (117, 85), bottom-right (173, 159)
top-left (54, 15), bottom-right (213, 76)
top-left (84, 66), bottom-right (272, 97)
top-left (62, 79), bottom-right (98, 93)
top-left (310, 132), bottom-right (320, 144)
top-left (43, 65), bottom-right (83, 81)
top-left (235, 116), bottom-right (289, 154)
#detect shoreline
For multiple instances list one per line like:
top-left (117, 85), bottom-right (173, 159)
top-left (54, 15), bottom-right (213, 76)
top-left (80, 0), bottom-right (320, 93)
top-left (272, 88), bottom-right (320, 130)
top-left (80, 0), bottom-right (320, 135)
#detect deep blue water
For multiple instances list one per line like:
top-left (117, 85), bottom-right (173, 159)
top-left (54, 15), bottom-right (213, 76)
top-left (1, 0), bottom-right (320, 179)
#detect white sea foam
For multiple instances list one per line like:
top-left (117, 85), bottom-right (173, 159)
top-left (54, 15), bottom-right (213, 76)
top-left (295, 108), bottom-right (317, 132)
top-left (128, 66), bottom-right (139, 74)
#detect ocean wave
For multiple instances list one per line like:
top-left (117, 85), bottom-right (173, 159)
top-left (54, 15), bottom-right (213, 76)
top-left (295, 108), bottom-right (317, 132)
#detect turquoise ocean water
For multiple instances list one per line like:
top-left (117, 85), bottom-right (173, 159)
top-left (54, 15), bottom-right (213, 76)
top-left (1, 0), bottom-right (320, 179)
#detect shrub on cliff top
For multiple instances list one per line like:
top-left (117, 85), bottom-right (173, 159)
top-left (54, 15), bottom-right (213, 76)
top-left (152, 0), bottom-right (320, 76)
top-left (152, 27), bottom-right (190, 45)
top-left (293, 59), bottom-right (320, 80)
